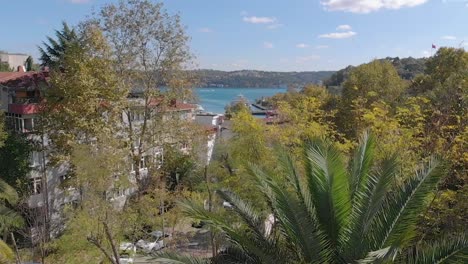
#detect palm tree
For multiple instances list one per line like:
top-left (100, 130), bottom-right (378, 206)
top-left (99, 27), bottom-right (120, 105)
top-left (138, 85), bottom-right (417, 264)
top-left (0, 179), bottom-right (23, 264)
top-left (157, 132), bottom-right (467, 263)
top-left (38, 22), bottom-right (79, 68)
top-left (0, 239), bottom-right (14, 264)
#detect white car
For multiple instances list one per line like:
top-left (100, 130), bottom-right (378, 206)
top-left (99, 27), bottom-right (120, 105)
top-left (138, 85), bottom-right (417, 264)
top-left (136, 239), bottom-right (164, 253)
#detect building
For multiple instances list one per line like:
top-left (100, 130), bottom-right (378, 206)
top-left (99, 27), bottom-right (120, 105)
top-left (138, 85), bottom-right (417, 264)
top-left (0, 51), bottom-right (29, 71)
top-left (0, 67), bottom-right (204, 239)
top-left (0, 68), bottom-right (77, 239)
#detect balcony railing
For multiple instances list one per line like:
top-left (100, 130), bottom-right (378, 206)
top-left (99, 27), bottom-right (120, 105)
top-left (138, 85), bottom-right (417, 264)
top-left (8, 103), bottom-right (40, 115)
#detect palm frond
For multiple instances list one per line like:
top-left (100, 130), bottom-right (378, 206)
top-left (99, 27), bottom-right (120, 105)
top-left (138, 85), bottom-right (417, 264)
top-left (347, 154), bottom-right (398, 259)
top-left (304, 139), bottom-right (351, 250)
top-left (350, 131), bottom-right (376, 198)
top-left (178, 200), bottom-right (284, 263)
top-left (216, 190), bottom-right (263, 236)
top-left (250, 163), bottom-right (329, 263)
top-left (0, 239), bottom-right (14, 264)
top-left (212, 246), bottom-right (256, 264)
top-left (0, 205), bottom-right (25, 231)
top-left (357, 247), bottom-right (398, 264)
top-left (0, 179), bottom-right (18, 205)
top-left (405, 234), bottom-right (468, 264)
top-left (375, 157), bottom-right (444, 249)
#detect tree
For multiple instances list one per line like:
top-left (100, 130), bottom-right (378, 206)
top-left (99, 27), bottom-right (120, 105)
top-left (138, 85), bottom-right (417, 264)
top-left (408, 47), bottom-right (468, 239)
top-left (337, 60), bottom-right (407, 138)
top-left (158, 133), bottom-right (467, 263)
top-left (93, 0), bottom-right (193, 191)
top-left (43, 23), bottom-right (126, 160)
top-left (38, 22), bottom-right (79, 68)
top-left (0, 179), bottom-right (23, 264)
top-left (0, 62), bottom-right (12, 72)
top-left (0, 133), bottom-right (33, 195)
top-left (50, 133), bottom-right (128, 264)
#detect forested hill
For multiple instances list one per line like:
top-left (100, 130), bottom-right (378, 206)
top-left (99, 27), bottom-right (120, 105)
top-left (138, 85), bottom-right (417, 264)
top-left (192, 69), bottom-right (335, 88)
top-left (324, 56), bottom-right (427, 87)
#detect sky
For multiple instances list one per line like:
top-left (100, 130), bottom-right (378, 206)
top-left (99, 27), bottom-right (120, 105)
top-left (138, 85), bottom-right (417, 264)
top-left (1, 0), bottom-right (468, 71)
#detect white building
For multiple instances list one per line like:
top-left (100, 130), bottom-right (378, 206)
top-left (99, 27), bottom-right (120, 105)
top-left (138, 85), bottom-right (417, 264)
top-left (0, 51), bottom-right (29, 70)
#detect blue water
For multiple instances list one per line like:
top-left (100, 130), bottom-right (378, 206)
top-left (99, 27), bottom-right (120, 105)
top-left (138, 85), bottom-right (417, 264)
top-left (194, 87), bottom-right (286, 114)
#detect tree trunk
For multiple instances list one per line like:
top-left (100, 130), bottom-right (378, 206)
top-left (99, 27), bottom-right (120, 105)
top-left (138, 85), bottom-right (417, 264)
top-left (104, 222), bottom-right (120, 264)
top-left (10, 232), bottom-right (21, 264)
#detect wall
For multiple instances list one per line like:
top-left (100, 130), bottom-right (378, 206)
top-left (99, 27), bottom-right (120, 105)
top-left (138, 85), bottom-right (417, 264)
top-left (0, 52), bottom-right (29, 70)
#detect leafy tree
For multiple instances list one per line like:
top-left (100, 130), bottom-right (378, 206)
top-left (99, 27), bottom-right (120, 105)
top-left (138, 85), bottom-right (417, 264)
top-left (24, 56), bottom-right (39, 71)
top-left (38, 22), bottom-right (79, 68)
top-left (158, 133), bottom-right (467, 263)
top-left (0, 179), bottom-right (23, 263)
top-left (408, 47), bottom-right (468, 239)
top-left (92, 0), bottom-right (194, 190)
top-left (25, 56), bottom-right (33, 71)
top-left (43, 23), bottom-right (126, 160)
top-left (0, 133), bottom-right (33, 195)
top-left (0, 62), bottom-right (12, 72)
top-left (269, 85), bottom-right (350, 154)
top-left (50, 133), bottom-right (128, 264)
top-left (337, 60), bottom-right (407, 138)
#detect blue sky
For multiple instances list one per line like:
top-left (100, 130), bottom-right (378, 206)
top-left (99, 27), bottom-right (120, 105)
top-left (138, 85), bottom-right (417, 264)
top-left (1, 0), bottom-right (468, 71)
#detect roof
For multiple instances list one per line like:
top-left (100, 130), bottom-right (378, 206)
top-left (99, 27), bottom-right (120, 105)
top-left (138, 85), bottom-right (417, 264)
top-left (0, 71), bottom-right (49, 90)
top-left (146, 97), bottom-right (196, 111)
top-left (174, 101), bottom-right (197, 111)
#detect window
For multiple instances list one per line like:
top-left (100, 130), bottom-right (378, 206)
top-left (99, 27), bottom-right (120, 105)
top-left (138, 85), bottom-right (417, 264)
top-left (130, 156), bottom-right (148, 171)
top-left (23, 118), bottom-right (34, 132)
top-left (30, 177), bottom-right (42, 194)
top-left (29, 151), bottom-right (41, 167)
top-left (181, 142), bottom-right (189, 150)
top-left (155, 153), bottom-right (163, 165)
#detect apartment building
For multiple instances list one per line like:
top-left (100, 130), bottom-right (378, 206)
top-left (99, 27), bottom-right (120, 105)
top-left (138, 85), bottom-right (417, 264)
top-left (0, 68), bottom-right (204, 238)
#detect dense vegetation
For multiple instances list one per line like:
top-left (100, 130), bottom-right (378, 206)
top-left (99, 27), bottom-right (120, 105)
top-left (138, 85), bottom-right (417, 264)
top-left (192, 69), bottom-right (335, 88)
top-left (324, 56), bottom-right (427, 87)
top-left (0, 0), bottom-right (467, 262)
top-left (156, 47), bottom-right (467, 263)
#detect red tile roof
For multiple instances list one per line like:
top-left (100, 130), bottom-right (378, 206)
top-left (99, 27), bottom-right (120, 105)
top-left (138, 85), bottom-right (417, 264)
top-left (146, 97), bottom-right (196, 111)
top-left (0, 71), bottom-right (49, 90)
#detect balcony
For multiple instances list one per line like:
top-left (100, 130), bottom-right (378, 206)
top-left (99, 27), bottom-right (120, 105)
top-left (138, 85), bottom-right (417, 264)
top-left (8, 97), bottom-right (40, 115)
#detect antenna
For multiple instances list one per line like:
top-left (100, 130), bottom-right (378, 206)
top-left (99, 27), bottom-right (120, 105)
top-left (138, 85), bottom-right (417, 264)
top-left (459, 40), bottom-right (465, 48)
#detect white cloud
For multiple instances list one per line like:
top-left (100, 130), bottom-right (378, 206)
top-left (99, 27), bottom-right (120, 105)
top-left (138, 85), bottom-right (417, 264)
top-left (336, 24), bottom-right (352, 31)
top-left (69, 0), bottom-right (90, 3)
top-left (296, 43), bottom-right (309, 48)
top-left (296, 55), bottom-right (320, 63)
top-left (319, 31), bottom-right (356, 39)
top-left (263, 42), bottom-right (274, 49)
top-left (321, 0), bottom-right (428, 13)
top-left (315, 45), bottom-right (329, 49)
top-left (441, 35), bottom-right (456, 40)
top-left (243, 16), bottom-right (276, 24)
top-left (421, 50), bottom-right (431, 57)
top-left (199, 27), bottom-right (213, 33)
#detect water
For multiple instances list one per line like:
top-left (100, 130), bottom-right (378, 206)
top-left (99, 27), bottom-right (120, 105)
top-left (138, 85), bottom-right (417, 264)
top-left (194, 87), bottom-right (286, 114)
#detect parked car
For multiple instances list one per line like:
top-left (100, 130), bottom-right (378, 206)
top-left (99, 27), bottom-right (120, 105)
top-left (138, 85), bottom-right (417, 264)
top-left (136, 238), bottom-right (164, 253)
